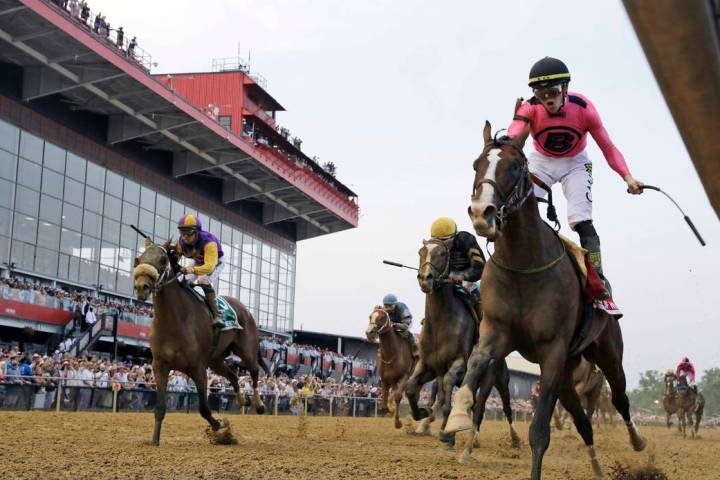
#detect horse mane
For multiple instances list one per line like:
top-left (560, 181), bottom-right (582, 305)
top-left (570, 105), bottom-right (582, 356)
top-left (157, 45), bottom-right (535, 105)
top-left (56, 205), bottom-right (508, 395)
top-left (162, 238), bottom-right (181, 275)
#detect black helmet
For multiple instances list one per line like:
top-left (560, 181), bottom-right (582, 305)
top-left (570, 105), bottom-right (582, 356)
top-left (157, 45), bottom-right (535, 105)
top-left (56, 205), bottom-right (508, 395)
top-left (528, 57), bottom-right (571, 88)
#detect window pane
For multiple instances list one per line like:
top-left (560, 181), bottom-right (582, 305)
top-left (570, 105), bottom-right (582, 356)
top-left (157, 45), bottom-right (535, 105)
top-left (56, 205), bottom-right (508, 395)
top-left (0, 149), bottom-right (17, 181)
top-left (39, 194), bottom-right (62, 224)
top-left (102, 217), bottom-right (120, 244)
top-left (37, 221), bottom-right (60, 249)
top-left (155, 193), bottom-right (170, 218)
top-left (81, 236), bottom-right (100, 261)
top-left (11, 240), bottom-right (35, 270)
top-left (17, 158), bottom-right (41, 190)
top-left (61, 202), bottom-right (83, 231)
top-left (43, 142), bottom-right (65, 173)
top-left (68, 255), bottom-right (80, 282)
top-left (103, 193), bottom-right (121, 221)
top-left (19, 131), bottom-right (43, 162)
top-left (84, 186), bottom-right (103, 214)
top-left (0, 235), bottom-right (9, 265)
top-left (86, 162), bottom-right (105, 190)
top-left (12, 214), bottom-right (37, 243)
top-left (209, 217), bottom-right (221, 236)
top-left (122, 202), bottom-right (138, 225)
top-left (139, 209), bottom-right (154, 235)
top-left (35, 247), bottom-right (58, 276)
top-left (0, 178), bottom-right (14, 209)
top-left (0, 119), bottom-right (19, 153)
top-left (100, 242), bottom-right (117, 267)
top-left (15, 186), bottom-right (39, 217)
top-left (65, 152), bottom-right (86, 181)
top-left (60, 228), bottom-right (82, 256)
top-left (170, 199), bottom-right (184, 223)
top-left (82, 211), bottom-right (101, 237)
top-left (105, 170), bottom-right (123, 198)
top-left (123, 179), bottom-right (140, 204)
top-left (79, 259), bottom-right (98, 285)
top-left (140, 186), bottom-right (155, 211)
top-left (154, 216), bottom-right (169, 241)
top-left (119, 225), bottom-right (136, 250)
top-left (117, 247), bottom-right (133, 272)
top-left (41, 168), bottom-right (64, 198)
top-left (98, 265), bottom-right (117, 291)
top-left (0, 207), bottom-right (11, 235)
top-left (117, 269), bottom-right (132, 295)
top-left (64, 177), bottom-right (84, 206)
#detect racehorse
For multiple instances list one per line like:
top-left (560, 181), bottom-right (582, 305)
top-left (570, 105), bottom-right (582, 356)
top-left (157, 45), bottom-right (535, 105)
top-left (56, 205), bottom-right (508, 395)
top-left (663, 372), bottom-right (704, 438)
top-left (405, 237), bottom-right (519, 451)
top-left (133, 239), bottom-right (269, 445)
top-left (594, 381), bottom-right (616, 427)
top-left (365, 306), bottom-right (416, 429)
top-left (444, 123), bottom-right (646, 480)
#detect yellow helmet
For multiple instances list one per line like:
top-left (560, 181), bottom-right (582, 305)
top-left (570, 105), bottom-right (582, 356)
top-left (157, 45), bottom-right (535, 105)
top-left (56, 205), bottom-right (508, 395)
top-left (430, 217), bottom-right (457, 239)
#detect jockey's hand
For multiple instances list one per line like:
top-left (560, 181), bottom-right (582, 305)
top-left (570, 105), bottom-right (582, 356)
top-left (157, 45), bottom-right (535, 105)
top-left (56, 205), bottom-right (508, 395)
top-left (180, 266), bottom-right (193, 275)
top-left (449, 274), bottom-right (464, 283)
top-left (624, 174), bottom-right (644, 195)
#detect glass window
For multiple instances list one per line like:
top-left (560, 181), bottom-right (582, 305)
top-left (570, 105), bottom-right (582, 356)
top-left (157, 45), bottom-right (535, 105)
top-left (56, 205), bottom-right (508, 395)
top-left (140, 186), bottom-right (155, 211)
top-left (40, 194), bottom-right (62, 224)
top-left (155, 194), bottom-right (170, 218)
top-left (119, 225), bottom-right (136, 250)
top-left (0, 207), bottom-right (11, 236)
top-left (64, 177), bottom-right (84, 206)
top-left (81, 235), bottom-right (100, 261)
top-left (61, 202), bottom-right (83, 231)
top-left (13, 214), bottom-right (37, 243)
top-left (19, 131), bottom-right (43, 163)
top-left (209, 217), bottom-right (221, 236)
top-left (35, 247), bottom-right (58, 277)
top-left (15, 186), bottom-right (39, 217)
top-left (37, 221), bottom-right (60, 249)
top-left (17, 158), bottom-right (41, 190)
top-left (103, 194), bottom-right (121, 221)
top-left (0, 235), bottom-right (9, 265)
top-left (117, 247), bottom-right (133, 272)
top-left (84, 186), bottom-right (104, 213)
top-left (102, 217), bottom-right (120, 244)
top-left (65, 152), bottom-right (86, 181)
top-left (41, 168), bottom-right (64, 198)
top-left (105, 170), bottom-right (123, 198)
top-left (122, 201), bottom-right (138, 225)
top-left (100, 242), bottom-right (117, 267)
top-left (43, 142), bottom-right (65, 173)
top-left (0, 149), bottom-right (17, 181)
top-left (86, 162), bottom-right (105, 190)
top-left (123, 179), bottom-right (140, 204)
top-left (219, 115), bottom-right (232, 131)
top-left (98, 265), bottom-right (117, 291)
top-left (138, 209), bottom-right (154, 235)
top-left (170, 199), bottom-right (185, 223)
top-left (0, 178), bottom-right (14, 209)
top-left (79, 259), bottom-right (98, 285)
top-left (11, 240), bottom-right (35, 270)
top-left (82, 211), bottom-right (101, 237)
top-left (0, 119), bottom-right (19, 153)
top-left (67, 255), bottom-right (80, 282)
top-left (57, 253), bottom-right (69, 279)
top-left (154, 216), bottom-right (169, 241)
top-left (60, 228), bottom-right (82, 256)
top-left (117, 269), bottom-right (132, 295)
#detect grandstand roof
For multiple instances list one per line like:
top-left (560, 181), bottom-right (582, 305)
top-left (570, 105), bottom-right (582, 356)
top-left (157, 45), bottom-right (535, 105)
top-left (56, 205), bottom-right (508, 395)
top-left (0, 0), bottom-right (359, 240)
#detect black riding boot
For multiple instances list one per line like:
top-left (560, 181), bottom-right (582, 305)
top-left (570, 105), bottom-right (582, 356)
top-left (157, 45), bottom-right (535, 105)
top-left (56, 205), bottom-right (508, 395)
top-left (199, 284), bottom-right (225, 328)
top-left (579, 234), bottom-right (612, 299)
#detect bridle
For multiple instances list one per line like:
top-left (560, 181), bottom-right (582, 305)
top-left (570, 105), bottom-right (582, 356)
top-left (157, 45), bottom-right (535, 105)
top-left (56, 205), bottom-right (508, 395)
top-left (134, 244), bottom-right (180, 295)
top-left (419, 238), bottom-right (451, 287)
top-left (369, 309), bottom-right (395, 364)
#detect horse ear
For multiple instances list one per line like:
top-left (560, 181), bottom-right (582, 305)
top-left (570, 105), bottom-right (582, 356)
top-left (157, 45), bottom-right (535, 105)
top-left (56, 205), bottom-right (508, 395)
top-left (162, 238), bottom-right (173, 250)
top-left (483, 121), bottom-right (492, 145)
top-left (144, 237), bottom-right (152, 248)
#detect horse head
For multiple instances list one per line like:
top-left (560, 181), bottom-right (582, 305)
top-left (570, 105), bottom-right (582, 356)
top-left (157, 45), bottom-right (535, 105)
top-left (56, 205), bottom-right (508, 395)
top-left (417, 238), bottom-right (451, 293)
top-left (365, 306), bottom-right (390, 342)
top-left (664, 370), bottom-right (677, 397)
top-left (133, 238), bottom-right (174, 301)
top-left (468, 121), bottom-right (531, 240)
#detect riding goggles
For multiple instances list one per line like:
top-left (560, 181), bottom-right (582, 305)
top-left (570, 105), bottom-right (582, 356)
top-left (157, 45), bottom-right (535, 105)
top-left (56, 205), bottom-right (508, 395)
top-left (532, 85), bottom-right (563, 99)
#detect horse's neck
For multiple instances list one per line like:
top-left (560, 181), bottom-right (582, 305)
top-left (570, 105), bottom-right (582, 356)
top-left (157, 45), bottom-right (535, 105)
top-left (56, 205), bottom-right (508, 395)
top-left (379, 327), bottom-right (400, 352)
top-left (494, 196), bottom-right (559, 268)
top-left (425, 284), bottom-right (458, 321)
top-left (152, 280), bottom-right (191, 325)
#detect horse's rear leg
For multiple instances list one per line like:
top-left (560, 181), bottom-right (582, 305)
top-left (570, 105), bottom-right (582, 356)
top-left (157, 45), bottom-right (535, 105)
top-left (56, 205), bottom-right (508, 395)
top-left (495, 359), bottom-right (521, 448)
top-left (585, 321), bottom-right (647, 452)
top-left (230, 342), bottom-right (265, 414)
top-left (211, 361), bottom-right (241, 412)
top-left (558, 359), bottom-right (602, 480)
top-left (393, 373), bottom-right (411, 429)
top-left (151, 361), bottom-right (169, 446)
top-left (192, 368), bottom-right (221, 431)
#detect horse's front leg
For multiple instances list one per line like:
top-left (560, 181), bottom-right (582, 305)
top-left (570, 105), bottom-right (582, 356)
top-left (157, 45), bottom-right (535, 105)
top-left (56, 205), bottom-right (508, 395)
top-left (405, 361), bottom-right (434, 421)
top-left (438, 358), bottom-right (465, 448)
top-left (528, 352), bottom-right (565, 480)
top-left (192, 368), bottom-right (221, 431)
top-left (151, 361), bottom-right (170, 446)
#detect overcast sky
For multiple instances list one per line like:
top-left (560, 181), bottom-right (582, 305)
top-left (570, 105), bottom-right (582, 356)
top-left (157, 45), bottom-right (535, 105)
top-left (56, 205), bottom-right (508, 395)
top-left (90, 0), bottom-right (719, 387)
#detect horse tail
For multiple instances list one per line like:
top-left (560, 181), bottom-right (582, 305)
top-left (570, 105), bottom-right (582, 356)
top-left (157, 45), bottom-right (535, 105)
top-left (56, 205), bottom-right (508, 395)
top-left (258, 348), bottom-right (272, 376)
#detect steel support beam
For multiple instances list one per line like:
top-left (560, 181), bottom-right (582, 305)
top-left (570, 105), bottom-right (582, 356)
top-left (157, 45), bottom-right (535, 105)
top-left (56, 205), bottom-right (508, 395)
top-left (107, 114), bottom-right (197, 144)
top-left (262, 202), bottom-right (327, 225)
top-left (0, 5), bottom-right (25, 16)
top-left (22, 65), bottom-right (125, 101)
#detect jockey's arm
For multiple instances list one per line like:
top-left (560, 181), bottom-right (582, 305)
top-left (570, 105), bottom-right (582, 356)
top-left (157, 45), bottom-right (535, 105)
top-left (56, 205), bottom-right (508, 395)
top-left (190, 242), bottom-right (219, 276)
top-left (507, 99), bottom-right (532, 142)
top-left (454, 232), bottom-right (486, 283)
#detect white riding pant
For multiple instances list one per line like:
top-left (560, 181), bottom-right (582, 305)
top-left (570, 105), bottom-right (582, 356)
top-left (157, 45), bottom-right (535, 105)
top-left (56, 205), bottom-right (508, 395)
top-left (528, 149), bottom-right (593, 228)
top-left (183, 260), bottom-right (224, 287)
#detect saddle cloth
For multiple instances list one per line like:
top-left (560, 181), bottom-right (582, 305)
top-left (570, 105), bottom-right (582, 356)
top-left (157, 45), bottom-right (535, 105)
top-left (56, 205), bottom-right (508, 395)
top-left (189, 286), bottom-right (241, 331)
top-left (559, 235), bottom-right (622, 319)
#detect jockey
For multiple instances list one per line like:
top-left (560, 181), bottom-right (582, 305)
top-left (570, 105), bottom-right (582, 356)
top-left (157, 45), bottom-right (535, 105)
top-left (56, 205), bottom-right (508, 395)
top-left (382, 293), bottom-right (419, 358)
top-left (676, 357), bottom-right (696, 386)
top-left (174, 213), bottom-right (227, 328)
top-left (430, 217), bottom-right (485, 322)
top-left (508, 57), bottom-right (644, 297)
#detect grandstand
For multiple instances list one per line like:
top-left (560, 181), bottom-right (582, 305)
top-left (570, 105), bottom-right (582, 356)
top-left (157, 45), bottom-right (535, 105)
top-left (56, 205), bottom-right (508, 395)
top-left (0, 0), bottom-right (359, 358)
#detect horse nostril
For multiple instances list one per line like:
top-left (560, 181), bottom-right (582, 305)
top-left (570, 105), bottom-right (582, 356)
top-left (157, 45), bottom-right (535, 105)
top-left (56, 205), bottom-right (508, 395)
top-left (483, 205), bottom-right (497, 221)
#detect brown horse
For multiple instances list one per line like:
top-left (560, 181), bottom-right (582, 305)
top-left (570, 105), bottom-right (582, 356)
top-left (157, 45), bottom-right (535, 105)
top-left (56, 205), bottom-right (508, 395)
top-left (444, 123), bottom-right (646, 480)
top-left (365, 306), bottom-right (416, 429)
top-left (405, 237), bottom-right (519, 451)
top-left (133, 239), bottom-right (268, 445)
top-left (663, 372), bottom-right (704, 438)
top-left (594, 381), bottom-right (617, 427)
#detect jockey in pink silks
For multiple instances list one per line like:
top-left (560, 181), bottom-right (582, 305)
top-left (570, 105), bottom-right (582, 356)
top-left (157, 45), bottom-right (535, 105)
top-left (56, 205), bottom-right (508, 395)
top-left (508, 57), bottom-right (644, 296)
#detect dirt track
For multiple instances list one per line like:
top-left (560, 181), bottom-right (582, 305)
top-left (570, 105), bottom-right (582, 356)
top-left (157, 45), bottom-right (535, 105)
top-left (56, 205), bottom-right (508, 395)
top-left (1, 411), bottom-right (717, 479)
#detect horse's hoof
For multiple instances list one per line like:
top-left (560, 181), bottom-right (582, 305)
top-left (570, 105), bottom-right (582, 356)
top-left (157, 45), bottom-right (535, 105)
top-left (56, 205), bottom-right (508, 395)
top-left (438, 430), bottom-right (455, 446)
top-left (511, 437), bottom-right (521, 449)
top-left (458, 452), bottom-right (471, 465)
top-left (255, 405), bottom-right (265, 415)
top-left (445, 411), bottom-right (472, 433)
top-left (411, 407), bottom-right (430, 421)
top-left (632, 436), bottom-right (647, 452)
top-left (394, 419), bottom-right (402, 429)
top-left (415, 421), bottom-right (430, 435)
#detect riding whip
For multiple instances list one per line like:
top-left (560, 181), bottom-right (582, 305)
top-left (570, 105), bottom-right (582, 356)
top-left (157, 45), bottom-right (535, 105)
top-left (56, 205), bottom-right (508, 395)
top-left (635, 185), bottom-right (705, 246)
top-left (382, 260), bottom-right (418, 271)
top-left (130, 224), bottom-right (151, 240)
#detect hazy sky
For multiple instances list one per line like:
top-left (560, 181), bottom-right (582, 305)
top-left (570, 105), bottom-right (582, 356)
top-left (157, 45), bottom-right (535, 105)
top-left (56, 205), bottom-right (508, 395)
top-left (89, 0), bottom-right (719, 387)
